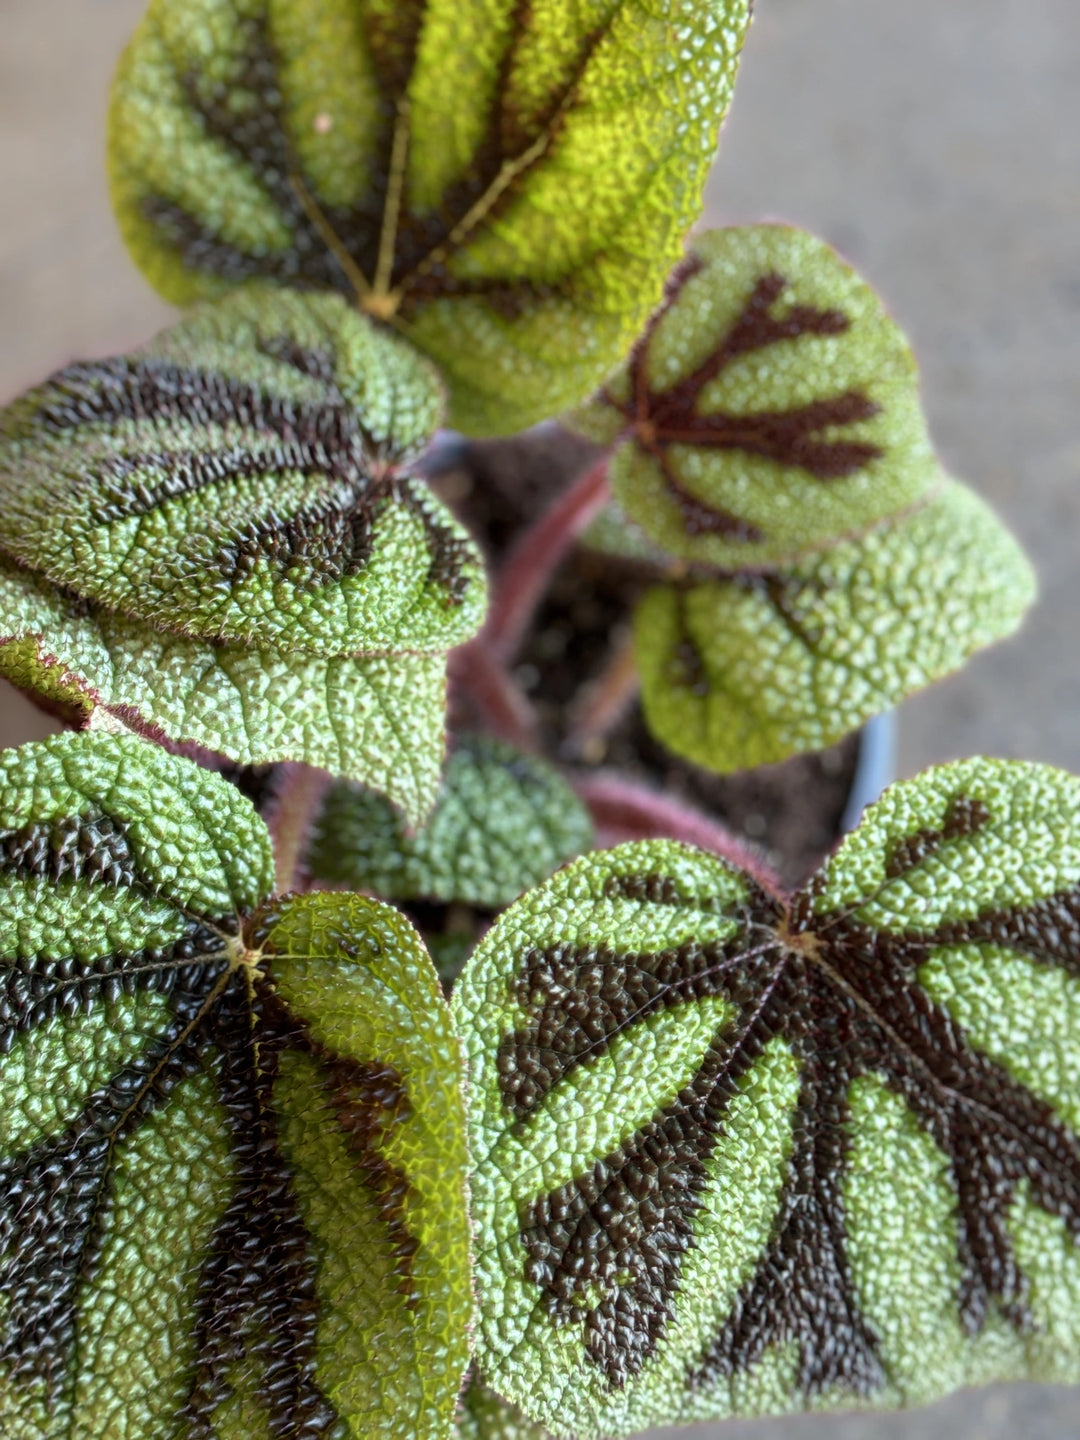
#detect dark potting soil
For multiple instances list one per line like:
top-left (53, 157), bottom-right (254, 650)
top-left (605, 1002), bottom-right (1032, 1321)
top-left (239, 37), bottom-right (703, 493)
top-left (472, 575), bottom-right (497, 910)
top-left (435, 428), bottom-right (861, 892)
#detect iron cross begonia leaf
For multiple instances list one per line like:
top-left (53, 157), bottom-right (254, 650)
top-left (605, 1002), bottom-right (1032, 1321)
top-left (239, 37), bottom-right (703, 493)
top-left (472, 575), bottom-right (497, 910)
top-left (0, 289), bottom-right (487, 823)
top-left (0, 732), bottom-right (472, 1440)
top-left (573, 225), bottom-right (940, 569)
top-left (455, 1380), bottom-right (554, 1440)
top-left (308, 734), bottom-right (594, 909)
top-left (634, 480), bottom-right (1035, 774)
top-left (107, 0), bottom-right (752, 435)
top-left (454, 758), bottom-right (1080, 1436)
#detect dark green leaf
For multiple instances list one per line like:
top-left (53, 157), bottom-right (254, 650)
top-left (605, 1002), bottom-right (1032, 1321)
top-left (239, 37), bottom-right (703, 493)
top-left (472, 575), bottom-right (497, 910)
top-left (108, 0), bottom-right (752, 434)
top-left (634, 481), bottom-right (1035, 773)
top-left (308, 734), bottom-right (593, 908)
top-left (0, 732), bottom-right (472, 1439)
top-left (0, 290), bottom-right (487, 821)
top-left (455, 762), bottom-right (1080, 1434)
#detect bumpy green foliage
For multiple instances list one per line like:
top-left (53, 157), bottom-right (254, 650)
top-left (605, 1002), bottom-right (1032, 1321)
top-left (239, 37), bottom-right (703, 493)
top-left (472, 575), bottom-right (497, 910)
top-left (455, 760), bottom-right (1080, 1436)
top-left (574, 225), bottom-right (938, 568)
top-left (0, 732), bottom-right (472, 1440)
top-left (456, 1381), bottom-right (553, 1440)
top-left (108, 0), bottom-right (752, 435)
top-left (635, 481), bottom-right (1035, 773)
top-left (0, 290), bottom-right (487, 822)
top-left (309, 734), bottom-right (593, 908)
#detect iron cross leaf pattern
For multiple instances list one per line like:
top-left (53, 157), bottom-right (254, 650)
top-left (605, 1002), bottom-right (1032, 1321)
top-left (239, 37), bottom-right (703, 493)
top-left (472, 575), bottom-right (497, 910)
top-left (0, 732), bottom-right (472, 1440)
top-left (455, 758), bottom-right (1080, 1437)
top-left (0, 286), bottom-right (486, 825)
top-left (107, 0), bottom-right (752, 435)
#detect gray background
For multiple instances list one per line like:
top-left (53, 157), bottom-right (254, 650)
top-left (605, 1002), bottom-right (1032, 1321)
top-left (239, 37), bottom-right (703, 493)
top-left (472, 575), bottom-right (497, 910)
top-left (1, 1), bottom-right (1078, 1436)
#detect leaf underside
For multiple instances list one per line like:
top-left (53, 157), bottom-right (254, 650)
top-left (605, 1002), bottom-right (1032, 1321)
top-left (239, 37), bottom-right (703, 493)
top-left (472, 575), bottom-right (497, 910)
top-left (635, 481), bottom-right (1035, 774)
top-left (0, 289), bottom-right (487, 821)
top-left (455, 759), bottom-right (1080, 1437)
top-left (308, 734), bottom-right (594, 909)
top-left (0, 732), bottom-right (472, 1440)
top-left (108, 0), bottom-right (752, 434)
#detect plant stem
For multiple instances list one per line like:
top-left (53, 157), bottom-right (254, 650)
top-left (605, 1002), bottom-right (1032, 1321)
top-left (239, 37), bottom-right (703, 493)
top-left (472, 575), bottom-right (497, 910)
top-left (574, 772), bottom-right (785, 897)
top-left (449, 642), bottom-right (539, 751)
top-left (565, 626), bottom-right (640, 759)
top-left (266, 762), bottom-right (332, 895)
top-left (486, 455), bottom-right (611, 663)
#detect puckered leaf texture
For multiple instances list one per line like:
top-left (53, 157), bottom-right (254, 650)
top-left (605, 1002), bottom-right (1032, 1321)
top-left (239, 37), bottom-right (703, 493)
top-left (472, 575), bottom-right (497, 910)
top-left (454, 759), bottom-right (1080, 1436)
top-left (0, 732), bottom-right (472, 1440)
top-left (0, 290), bottom-right (487, 822)
top-left (572, 225), bottom-right (939, 569)
top-left (308, 734), bottom-right (594, 908)
top-left (108, 0), bottom-right (752, 435)
top-left (634, 480), bottom-right (1035, 774)
top-left (455, 1380), bottom-right (554, 1440)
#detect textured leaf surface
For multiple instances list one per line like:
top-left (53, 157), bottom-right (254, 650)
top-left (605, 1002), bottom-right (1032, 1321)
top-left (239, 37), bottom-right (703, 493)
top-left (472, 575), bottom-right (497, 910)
top-left (635, 481), bottom-right (1034, 774)
top-left (0, 732), bottom-right (471, 1440)
top-left (0, 290), bottom-right (486, 819)
top-left (455, 761), bottom-right (1080, 1435)
top-left (0, 555), bottom-right (447, 826)
top-left (456, 1380), bottom-right (553, 1440)
top-left (308, 734), bottom-right (593, 907)
top-left (108, 0), bottom-right (751, 434)
top-left (0, 288), bottom-right (483, 656)
top-left (575, 225), bottom-right (938, 568)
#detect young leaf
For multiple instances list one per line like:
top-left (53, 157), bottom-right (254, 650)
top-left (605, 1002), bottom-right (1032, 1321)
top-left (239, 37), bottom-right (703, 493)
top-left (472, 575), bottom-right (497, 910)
top-left (455, 758), bottom-right (1080, 1436)
top-left (0, 290), bottom-right (487, 822)
top-left (635, 480), bottom-right (1035, 774)
top-left (308, 734), bottom-right (593, 908)
top-left (108, 0), bottom-right (752, 435)
top-left (0, 732), bottom-right (472, 1440)
top-left (575, 225), bottom-right (939, 569)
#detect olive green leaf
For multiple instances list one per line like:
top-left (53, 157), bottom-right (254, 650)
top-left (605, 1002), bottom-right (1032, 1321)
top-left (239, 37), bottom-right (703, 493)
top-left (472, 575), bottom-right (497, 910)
top-left (634, 480), bottom-right (1035, 774)
top-left (0, 290), bottom-right (487, 822)
top-left (108, 0), bottom-right (752, 435)
top-left (308, 734), bottom-right (593, 908)
top-left (0, 731), bottom-right (472, 1440)
top-left (574, 225), bottom-right (939, 569)
top-left (454, 759), bottom-right (1080, 1436)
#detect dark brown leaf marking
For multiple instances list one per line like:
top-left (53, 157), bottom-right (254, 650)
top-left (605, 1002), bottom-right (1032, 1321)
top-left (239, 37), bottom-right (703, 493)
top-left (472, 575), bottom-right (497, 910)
top-left (322, 1058), bottom-right (420, 1307)
top-left (182, 979), bottom-right (340, 1438)
top-left (606, 265), bottom-right (885, 544)
top-left (27, 356), bottom-right (472, 605)
top-left (134, 1), bottom-right (612, 315)
top-left (520, 944), bottom-right (782, 1388)
top-left (0, 813), bottom-right (137, 890)
top-left (496, 884), bottom-right (781, 1124)
top-left (510, 808), bottom-right (1080, 1398)
top-left (0, 937), bottom-right (228, 1403)
top-left (885, 795), bottom-right (992, 880)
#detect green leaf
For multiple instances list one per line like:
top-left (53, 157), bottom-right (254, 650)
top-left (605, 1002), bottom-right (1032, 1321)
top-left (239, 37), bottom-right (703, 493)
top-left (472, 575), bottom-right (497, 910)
top-left (634, 480), bottom-right (1035, 774)
top-left (308, 734), bottom-right (594, 908)
top-left (456, 1380), bottom-right (554, 1440)
top-left (0, 732), bottom-right (472, 1440)
top-left (454, 761), bottom-right (1080, 1435)
top-left (0, 290), bottom-right (488, 821)
top-left (0, 552), bottom-right (448, 828)
top-left (107, 0), bottom-right (752, 435)
top-left (0, 288), bottom-right (482, 656)
top-left (575, 225), bottom-right (940, 568)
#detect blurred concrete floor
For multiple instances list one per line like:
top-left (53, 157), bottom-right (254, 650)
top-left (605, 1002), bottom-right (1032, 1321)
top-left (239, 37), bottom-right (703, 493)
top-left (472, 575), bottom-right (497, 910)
top-left (0, 1), bottom-right (1078, 1436)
